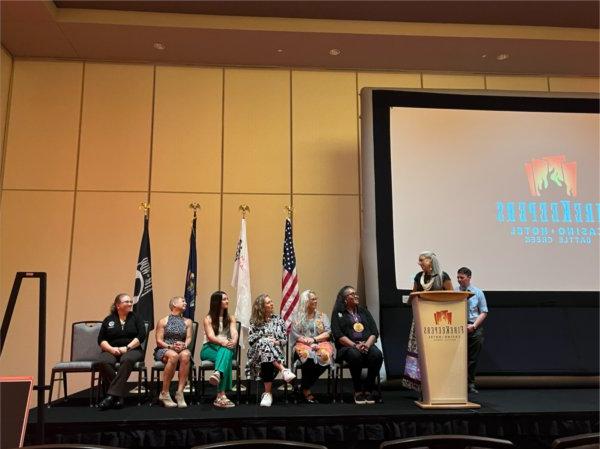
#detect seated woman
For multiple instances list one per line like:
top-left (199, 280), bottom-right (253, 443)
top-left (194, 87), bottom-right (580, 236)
top-left (154, 296), bottom-right (192, 408)
top-left (96, 293), bottom-right (146, 410)
top-left (402, 251), bottom-right (453, 392)
top-left (290, 289), bottom-right (335, 403)
top-left (330, 286), bottom-right (383, 405)
top-left (200, 291), bottom-right (238, 408)
top-left (246, 293), bottom-right (296, 407)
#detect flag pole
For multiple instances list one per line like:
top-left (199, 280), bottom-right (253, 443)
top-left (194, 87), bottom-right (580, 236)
top-left (284, 205), bottom-right (293, 219)
top-left (139, 202), bottom-right (150, 217)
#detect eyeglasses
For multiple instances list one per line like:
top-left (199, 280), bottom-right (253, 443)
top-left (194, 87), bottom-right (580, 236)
top-left (345, 292), bottom-right (358, 298)
top-left (120, 300), bottom-right (133, 304)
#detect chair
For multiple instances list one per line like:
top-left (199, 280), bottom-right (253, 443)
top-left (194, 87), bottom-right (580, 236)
top-left (151, 320), bottom-right (199, 404)
top-left (20, 445), bottom-right (126, 449)
top-left (199, 321), bottom-right (242, 404)
top-left (334, 359), bottom-right (381, 403)
top-left (552, 433), bottom-right (600, 449)
top-left (48, 321), bottom-right (103, 407)
top-left (110, 321), bottom-right (151, 405)
top-left (380, 435), bottom-right (515, 449)
top-left (191, 439), bottom-right (328, 449)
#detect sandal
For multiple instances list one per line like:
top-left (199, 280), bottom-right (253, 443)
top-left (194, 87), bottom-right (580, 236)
top-left (213, 395), bottom-right (235, 408)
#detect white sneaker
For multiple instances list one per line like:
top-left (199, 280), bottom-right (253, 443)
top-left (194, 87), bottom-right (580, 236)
top-left (281, 368), bottom-right (296, 383)
top-left (260, 392), bottom-right (273, 407)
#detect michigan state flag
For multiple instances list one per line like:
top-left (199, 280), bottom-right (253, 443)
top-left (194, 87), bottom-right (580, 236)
top-left (133, 215), bottom-right (154, 330)
top-left (183, 216), bottom-right (197, 320)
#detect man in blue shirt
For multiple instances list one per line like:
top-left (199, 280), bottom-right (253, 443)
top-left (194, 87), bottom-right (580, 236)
top-left (456, 267), bottom-right (488, 394)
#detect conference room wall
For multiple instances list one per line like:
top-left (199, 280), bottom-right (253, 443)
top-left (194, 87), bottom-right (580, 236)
top-left (0, 46), bottom-right (12, 180)
top-left (0, 59), bottom-right (598, 403)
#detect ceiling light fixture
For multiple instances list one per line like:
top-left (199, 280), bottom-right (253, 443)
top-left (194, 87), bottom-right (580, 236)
top-left (496, 53), bottom-right (510, 61)
top-left (276, 49), bottom-right (284, 53)
top-left (329, 48), bottom-right (341, 56)
top-left (153, 42), bottom-right (166, 51)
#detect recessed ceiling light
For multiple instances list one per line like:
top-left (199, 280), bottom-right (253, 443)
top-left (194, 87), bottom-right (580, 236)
top-left (481, 54), bottom-right (488, 59)
top-left (496, 53), bottom-right (510, 61)
top-left (276, 49), bottom-right (284, 53)
top-left (153, 42), bottom-right (166, 51)
top-left (329, 48), bottom-right (341, 56)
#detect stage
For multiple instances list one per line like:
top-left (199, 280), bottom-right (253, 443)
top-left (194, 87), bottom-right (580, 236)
top-left (26, 384), bottom-right (599, 449)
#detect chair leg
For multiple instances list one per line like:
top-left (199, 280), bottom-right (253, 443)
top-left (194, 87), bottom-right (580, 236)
top-left (48, 370), bottom-right (57, 407)
top-left (89, 371), bottom-right (95, 407)
top-left (62, 373), bottom-right (68, 402)
top-left (236, 368), bottom-right (241, 405)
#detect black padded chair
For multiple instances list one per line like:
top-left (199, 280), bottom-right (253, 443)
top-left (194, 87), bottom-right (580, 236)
top-left (380, 435), bottom-right (515, 449)
top-left (198, 321), bottom-right (242, 404)
top-left (48, 321), bottom-right (103, 407)
top-left (551, 433), bottom-right (600, 449)
top-left (151, 320), bottom-right (199, 404)
top-left (191, 439), bottom-right (328, 449)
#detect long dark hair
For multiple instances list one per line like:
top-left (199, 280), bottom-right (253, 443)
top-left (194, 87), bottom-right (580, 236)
top-left (208, 291), bottom-right (230, 336)
top-left (332, 285), bottom-right (355, 315)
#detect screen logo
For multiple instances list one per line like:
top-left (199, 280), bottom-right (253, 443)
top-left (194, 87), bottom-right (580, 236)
top-left (524, 155), bottom-right (577, 197)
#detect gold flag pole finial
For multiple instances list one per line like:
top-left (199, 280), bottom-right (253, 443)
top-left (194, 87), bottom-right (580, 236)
top-left (284, 205), bottom-right (293, 219)
top-left (189, 202), bottom-right (201, 218)
top-left (239, 204), bottom-right (250, 219)
top-left (139, 202), bottom-right (150, 217)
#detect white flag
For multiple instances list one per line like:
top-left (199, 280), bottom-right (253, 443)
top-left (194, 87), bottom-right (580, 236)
top-left (232, 217), bottom-right (251, 330)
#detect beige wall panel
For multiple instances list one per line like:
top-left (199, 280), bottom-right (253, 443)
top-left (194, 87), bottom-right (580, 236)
top-left (549, 77), bottom-right (600, 93)
top-left (152, 67), bottom-right (223, 193)
top-left (486, 76), bottom-right (548, 92)
top-left (150, 193), bottom-right (220, 321)
top-left (1, 46), bottom-right (12, 170)
top-left (223, 69), bottom-right (290, 194)
top-left (220, 194), bottom-right (290, 313)
top-left (292, 195), bottom-right (360, 317)
top-left (78, 63), bottom-right (153, 191)
top-left (357, 72), bottom-right (421, 91)
top-left (3, 61), bottom-right (82, 190)
top-left (422, 74), bottom-right (485, 90)
top-left (293, 71), bottom-right (358, 194)
top-left (0, 191), bottom-right (74, 406)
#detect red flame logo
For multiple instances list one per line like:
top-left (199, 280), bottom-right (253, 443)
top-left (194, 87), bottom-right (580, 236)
top-left (524, 155), bottom-right (577, 197)
top-left (433, 310), bottom-right (452, 325)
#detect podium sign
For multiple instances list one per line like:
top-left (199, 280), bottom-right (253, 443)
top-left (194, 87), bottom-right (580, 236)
top-left (410, 291), bottom-right (480, 409)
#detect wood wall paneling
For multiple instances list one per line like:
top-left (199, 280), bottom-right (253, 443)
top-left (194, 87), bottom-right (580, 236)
top-left (3, 61), bottom-right (82, 190)
top-left (152, 66), bottom-right (223, 193)
top-left (78, 63), bottom-right (153, 191)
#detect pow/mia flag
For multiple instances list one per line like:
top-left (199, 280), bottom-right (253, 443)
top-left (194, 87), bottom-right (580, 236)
top-left (133, 215), bottom-right (154, 330)
top-left (183, 216), bottom-right (197, 320)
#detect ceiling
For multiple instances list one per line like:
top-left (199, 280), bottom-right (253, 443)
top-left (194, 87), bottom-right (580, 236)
top-left (1, 1), bottom-right (599, 76)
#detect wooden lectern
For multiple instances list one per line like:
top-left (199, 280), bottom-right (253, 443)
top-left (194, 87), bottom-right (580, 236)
top-left (409, 290), bottom-right (480, 409)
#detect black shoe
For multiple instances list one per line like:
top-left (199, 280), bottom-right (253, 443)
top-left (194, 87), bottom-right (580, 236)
top-left (468, 384), bottom-right (479, 394)
top-left (113, 396), bottom-right (124, 409)
top-left (364, 392), bottom-right (376, 404)
top-left (304, 395), bottom-right (319, 404)
top-left (354, 392), bottom-right (366, 405)
top-left (98, 395), bottom-right (115, 411)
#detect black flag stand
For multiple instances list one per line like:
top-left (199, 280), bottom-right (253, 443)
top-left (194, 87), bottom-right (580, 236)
top-left (1, 272), bottom-right (48, 444)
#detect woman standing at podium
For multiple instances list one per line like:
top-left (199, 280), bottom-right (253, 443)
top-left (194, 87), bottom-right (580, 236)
top-left (402, 251), bottom-right (453, 392)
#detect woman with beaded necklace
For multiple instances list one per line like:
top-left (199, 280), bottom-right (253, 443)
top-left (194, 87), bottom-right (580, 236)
top-left (401, 251), bottom-right (453, 392)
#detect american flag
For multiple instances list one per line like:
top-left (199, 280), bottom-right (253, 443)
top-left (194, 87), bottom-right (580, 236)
top-left (280, 218), bottom-right (299, 330)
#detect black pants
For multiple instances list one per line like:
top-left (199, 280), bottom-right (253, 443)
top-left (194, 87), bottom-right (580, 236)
top-left (337, 345), bottom-right (383, 392)
top-left (298, 359), bottom-right (328, 391)
top-left (259, 362), bottom-right (278, 382)
top-left (468, 327), bottom-right (484, 385)
top-left (95, 349), bottom-right (143, 397)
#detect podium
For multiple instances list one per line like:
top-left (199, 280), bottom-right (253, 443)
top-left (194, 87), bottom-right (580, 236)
top-left (409, 290), bottom-right (480, 409)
